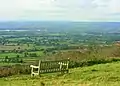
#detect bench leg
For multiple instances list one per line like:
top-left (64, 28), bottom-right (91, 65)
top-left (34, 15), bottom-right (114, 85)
top-left (31, 74), bottom-right (34, 77)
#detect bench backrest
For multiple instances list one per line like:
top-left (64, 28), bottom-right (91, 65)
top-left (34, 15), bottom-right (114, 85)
top-left (39, 59), bottom-right (69, 73)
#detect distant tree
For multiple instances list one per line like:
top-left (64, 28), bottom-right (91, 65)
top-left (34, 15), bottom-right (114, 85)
top-left (27, 43), bottom-right (29, 47)
top-left (19, 59), bottom-right (23, 63)
top-left (1, 50), bottom-right (5, 53)
top-left (16, 55), bottom-right (20, 58)
top-left (4, 56), bottom-right (8, 62)
top-left (18, 47), bottom-right (21, 49)
top-left (24, 51), bottom-right (28, 57)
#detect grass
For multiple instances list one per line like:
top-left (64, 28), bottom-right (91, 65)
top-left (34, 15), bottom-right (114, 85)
top-left (1, 61), bottom-right (120, 86)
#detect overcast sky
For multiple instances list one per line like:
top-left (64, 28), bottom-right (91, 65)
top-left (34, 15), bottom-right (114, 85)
top-left (0, 0), bottom-right (120, 21)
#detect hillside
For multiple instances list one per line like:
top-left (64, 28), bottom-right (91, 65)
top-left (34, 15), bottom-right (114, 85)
top-left (1, 61), bottom-right (120, 86)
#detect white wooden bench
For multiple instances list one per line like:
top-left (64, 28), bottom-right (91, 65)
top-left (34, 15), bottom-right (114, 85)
top-left (30, 58), bottom-right (70, 76)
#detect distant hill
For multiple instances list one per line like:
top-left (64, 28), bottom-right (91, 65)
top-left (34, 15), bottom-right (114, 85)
top-left (0, 21), bottom-right (120, 33)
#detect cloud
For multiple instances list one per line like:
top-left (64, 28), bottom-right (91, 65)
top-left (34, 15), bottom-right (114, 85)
top-left (0, 0), bottom-right (120, 21)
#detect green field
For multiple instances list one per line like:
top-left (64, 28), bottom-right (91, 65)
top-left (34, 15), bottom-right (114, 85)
top-left (1, 61), bottom-right (120, 86)
top-left (0, 53), bottom-right (23, 58)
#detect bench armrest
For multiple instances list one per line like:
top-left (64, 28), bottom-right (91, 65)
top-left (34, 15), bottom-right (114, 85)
top-left (30, 65), bottom-right (39, 68)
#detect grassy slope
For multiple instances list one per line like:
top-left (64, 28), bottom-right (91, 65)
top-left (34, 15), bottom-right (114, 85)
top-left (1, 62), bottom-right (120, 86)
